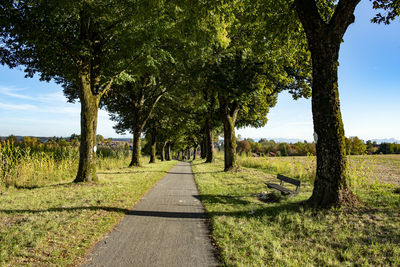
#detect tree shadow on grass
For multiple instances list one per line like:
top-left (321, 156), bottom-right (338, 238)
top-left (190, 161), bottom-right (208, 166)
top-left (13, 182), bottom-right (75, 190)
top-left (192, 171), bottom-right (224, 175)
top-left (166, 172), bottom-right (193, 175)
top-left (0, 206), bottom-right (208, 219)
top-left (2, 195), bottom-right (397, 227)
top-left (194, 194), bottom-right (254, 206)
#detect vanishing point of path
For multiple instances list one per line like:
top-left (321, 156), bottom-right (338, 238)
top-left (82, 162), bottom-right (219, 267)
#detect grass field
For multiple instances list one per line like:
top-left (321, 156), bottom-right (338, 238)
top-left (192, 155), bottom-right (400, 266)
top-left (0, 160), bottom-right (177, 266)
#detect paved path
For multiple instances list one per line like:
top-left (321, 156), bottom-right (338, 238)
top-left (82, 162), bottom-right (219, 267)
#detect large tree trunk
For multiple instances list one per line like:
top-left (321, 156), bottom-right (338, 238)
top-left (130, 124), bottom-right (143, 167)
top-left (149, 129), bottom-right (157, 163)
top-left (294, 0), bottom-right (360, 208)
top-left (205, 117), bottom-right (215, 163)
top-left (74, 71), bottom-right (99, 183)
top-left (223, 115), bottom-right (237, 171)
top-left (220, 98), bottom-right (239, 172)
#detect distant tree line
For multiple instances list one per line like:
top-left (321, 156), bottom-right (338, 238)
top-left (236, 137), bottom-right (400, 157)
top-left (237, 139), bottom-right (316, 157)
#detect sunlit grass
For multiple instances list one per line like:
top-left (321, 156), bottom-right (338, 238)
top-left (0, 160), bottom-right (176, 266)
top-left (192, 156), bottom-right (400, 266)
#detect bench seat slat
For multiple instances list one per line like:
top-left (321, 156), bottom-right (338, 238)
top-left (265, 183), bottom-right (293, 195)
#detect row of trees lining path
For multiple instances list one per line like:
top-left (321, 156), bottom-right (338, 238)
top-left (1, 0), bottom-right (396, 208)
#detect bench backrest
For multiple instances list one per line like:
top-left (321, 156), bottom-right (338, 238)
top-left (277, 174), bottom-right (301, 187)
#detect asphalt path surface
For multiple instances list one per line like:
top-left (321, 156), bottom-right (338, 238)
top-left (82, 161), bottom-right (219, 267)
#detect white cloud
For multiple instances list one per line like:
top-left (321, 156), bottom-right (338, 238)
top-left (44, 106), bottom-right (80, 115)
top-left (0, 102), bottom-right (37, 110)
top-left (0, 86), bottom-right (80, 115)
top-left (37, 91), bottom-right (68, 103)
top-left (0, 86), bottom-right (35, 100)
top-left (0, 86), bottom-right (68, 104)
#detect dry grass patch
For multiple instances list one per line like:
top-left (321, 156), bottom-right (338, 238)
top-left (192, 157), bottom-right (400, 266)
top-left (0, 160), bottom-right (176, 266)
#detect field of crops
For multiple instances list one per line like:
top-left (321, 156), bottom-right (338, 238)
top-left (238, 154), bottom-right (400, 187)
top-left (0, 140), bottom-right (131, 190)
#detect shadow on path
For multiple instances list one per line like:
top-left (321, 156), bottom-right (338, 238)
top-left (0, 200), bottom-right (304, 219)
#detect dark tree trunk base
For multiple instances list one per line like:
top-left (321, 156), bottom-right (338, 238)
top-left (224, 166), bottom-right (239, 172)
top-left (129, 162), bottom-right (142, 167)
top-left (73, 174), bottom-right (98, 183)
top-left (307, 187), bottom-right (361, 208)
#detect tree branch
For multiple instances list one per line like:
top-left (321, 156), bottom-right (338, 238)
top-left (294, 0), bottom-right (326, 35)
top-left (330, 0), bottom-right (360, 37)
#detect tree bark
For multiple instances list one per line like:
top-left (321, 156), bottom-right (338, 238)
top-left (161, 141), bottom-right (166, 161)
top-left (186, 148), bottom-right (190, 160)
top-left (205, 117), bottom-right (215, 163)
top-left (294, 0), bottom-right (360, 208)
top-left (130, 124), bottom-right (143, 167)
top-left (220, 99), bottom-right (239, 172)
top-left (193, 144), bottom-right (198, 160)
top-left (166, 142), bottom-right (172, 161)
top-left (74, 71), bottom-right (100, 183)
top-left (149, 129), bottom-right (157, 163)
top-left (200, 138), bottom-right (206, 159)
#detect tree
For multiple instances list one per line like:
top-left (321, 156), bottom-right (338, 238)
top-left (345, 136), bottom-right (367, 155)
top-left (0, 0), bottom-right (162, 182)
top-left (143, 100), bottom-right (175, 164)
top-left (96, 135), bottom-right (105, 144)
top-left (294, 0), bottom-right (360, 207)
top-left (23, 136), bottom-right (32, 144)
top-left (366, 140), bottom-right (378, 154)
top-left (104, 73), bottom-right (167, 167)
top-left (237, 140), bottom-right (251, 155)
top-left (211, 51), bottom-right (278, 171)
top-left (371, 0), bottom-right (400, 24)
top-left (191, 0), bottom-right (312, 171)
top-left (142, 127), bottom-right (158, 163)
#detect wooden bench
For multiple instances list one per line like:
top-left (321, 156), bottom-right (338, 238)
top-left (265, 174), bottom-right (301, 195)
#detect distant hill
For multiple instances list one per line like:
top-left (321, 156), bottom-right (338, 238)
top-left (233, 137), bottom-right (307, 143)
top-left (0, 135), bottom-right (132, 142)
top-left (111, 138), bottom-right (131, 142)
top-left (0, 135), bottom-right (50, 142)
top-left (2, 135), bottom-right (398, 144)
top-left (371, 138), bottom-right (400, 144)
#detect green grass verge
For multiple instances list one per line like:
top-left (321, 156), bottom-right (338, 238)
top-left (191, 157), bottom-right (400, 266)
top-left (0, 160), bottom-right (177, 266)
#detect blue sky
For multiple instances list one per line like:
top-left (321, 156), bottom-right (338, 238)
top-left (0, 1), bottom-right (399, 140)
